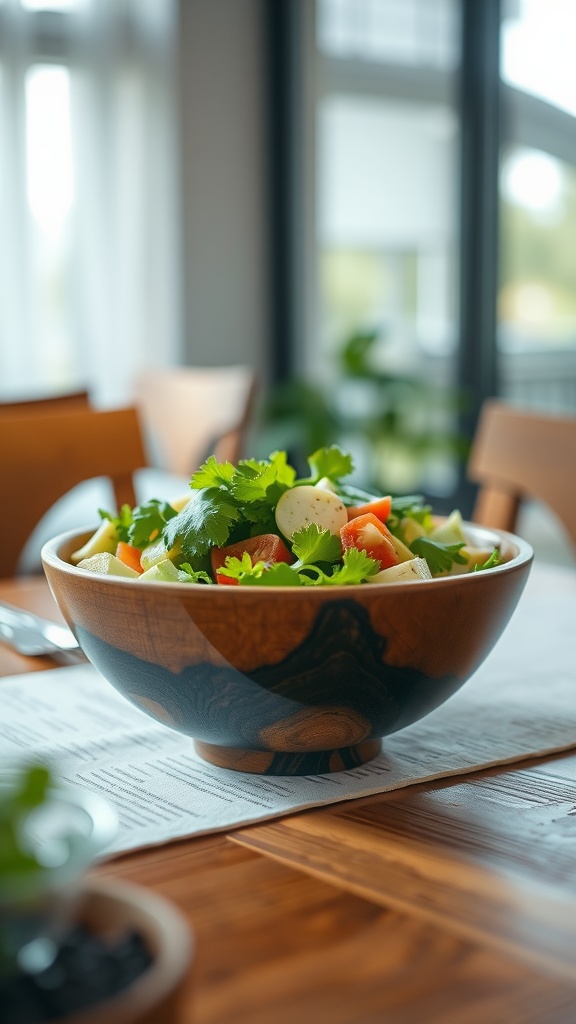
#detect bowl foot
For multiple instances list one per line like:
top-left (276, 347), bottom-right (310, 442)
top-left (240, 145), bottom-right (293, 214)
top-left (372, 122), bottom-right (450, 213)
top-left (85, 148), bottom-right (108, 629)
top-left (194, 739), bottom-right (382, 776)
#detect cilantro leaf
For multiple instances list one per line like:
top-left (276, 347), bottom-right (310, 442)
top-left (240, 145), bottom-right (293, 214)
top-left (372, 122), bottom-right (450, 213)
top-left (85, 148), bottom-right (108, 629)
top-left (100, 499), bottom-right (179, 548)
top-left (293, 547), bottom-right (379, 586)
top-left (409, 537), bottom-right (467, 575)
top-left (304, 446), bottom-right (354, 484)
top-left (229, 452), bottom-right (295, 512)
top-left (473, 548), bottom-right (502, 572)
top-left (218, 555), bottom-right (302, 587)
top-left (217, 552), bottom-right (256, 580)
top-left (325, 547), bottom-right (380, 585)
top-left (189, 456), bottom-right (236, 490)
top-left (177, 563), bottom-right (214, 584)
top-left (386, 495), bottom-right (433, 539)
top-left (128, 499), bottom-right (178, 548)
top-left (291, 524), bottom-right (342, 564)
top-left (164, 487), bottom-right (241, 557)
top-left (99, 504), bottom-right (133, 543)
top-left (335, 484), bottom-right (380, 508)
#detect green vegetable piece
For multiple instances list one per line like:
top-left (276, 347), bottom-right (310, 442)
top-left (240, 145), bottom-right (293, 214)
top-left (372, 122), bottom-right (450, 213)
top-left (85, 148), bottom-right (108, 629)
top-left (231, 451), bottom-right (297, 503)
top-left (305, 445), bottom-right (353, 484)
top-left (138, 558), bottom-right (182, 582)
top-left (428, 509), bottom-right (467, 546)
top-left (128, 499), bottom-right (178, 548)
top-left (99, 504), bottom-right (133, 543)
top-left (409, 537), bottom-right (467, 575)
top-left (164, 486), bottom-right (242, 557)
top-left (291, 523), bottom-right (342, 564)
top-left (178, 563), bottom-right (213, 584)
top-left (217, 554), bottom-right (299, 586)
top-left (189, 456), bottom-right (236, 490)
top-left (0, 764), bottom-right (52, 884)
top-left (322, 547), bottom-right (380, 585)
top-left (473, 548), bottom-right (502, 572)
top-left (70, 519), bottom-right (119, 564)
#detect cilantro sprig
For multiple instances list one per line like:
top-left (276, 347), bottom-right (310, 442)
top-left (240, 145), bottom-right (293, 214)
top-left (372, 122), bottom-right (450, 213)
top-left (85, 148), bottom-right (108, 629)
top-left (218, 543), bottom-right (379, 587)
top-left (409, 537), bottom-right (467, 575)
top-left (386, 494), bottom-right (433, 537)
top-left (163, 446), bottom-right (353, 561)
top-left (96, 445), bottom-right (502, 586)
top-left (100, 499), bottom-right (178, 548)
top-left (473, 548), bottom-right (502, 572)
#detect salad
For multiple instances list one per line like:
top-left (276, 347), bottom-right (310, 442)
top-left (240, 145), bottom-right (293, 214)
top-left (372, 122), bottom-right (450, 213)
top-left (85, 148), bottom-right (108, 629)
top-left (70, 446), bottom-right (501, 586)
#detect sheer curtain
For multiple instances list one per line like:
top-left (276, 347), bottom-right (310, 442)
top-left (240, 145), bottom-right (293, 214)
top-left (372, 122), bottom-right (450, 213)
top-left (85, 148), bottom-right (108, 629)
top-left (0, 0), bottom-right (182, 407)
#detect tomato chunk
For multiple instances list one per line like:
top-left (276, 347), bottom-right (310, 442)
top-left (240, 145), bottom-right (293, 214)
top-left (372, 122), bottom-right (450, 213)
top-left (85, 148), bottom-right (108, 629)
top-left (340, 513), bottom-right (400, 571)
top-left (211, 534), bottom-right (294, 585)
top-left (346, 495), bottom-right (392, 524)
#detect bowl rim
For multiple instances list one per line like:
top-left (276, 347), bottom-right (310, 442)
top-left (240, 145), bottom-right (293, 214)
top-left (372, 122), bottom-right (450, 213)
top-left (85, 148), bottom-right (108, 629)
top-left (41, 521), bottom-right (534, 595)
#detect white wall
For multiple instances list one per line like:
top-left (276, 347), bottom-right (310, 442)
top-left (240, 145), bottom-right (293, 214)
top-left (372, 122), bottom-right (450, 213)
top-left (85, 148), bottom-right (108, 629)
top-left (176, 0), bottom-right (270, 374)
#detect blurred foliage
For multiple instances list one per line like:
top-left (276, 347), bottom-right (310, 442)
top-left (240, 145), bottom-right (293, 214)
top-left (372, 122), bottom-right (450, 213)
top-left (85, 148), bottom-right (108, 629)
top-left (256, 329), bottom-right (468, 494)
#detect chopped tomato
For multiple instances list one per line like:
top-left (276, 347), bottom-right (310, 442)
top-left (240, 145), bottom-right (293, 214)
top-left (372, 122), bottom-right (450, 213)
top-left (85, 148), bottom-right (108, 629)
top-left (116, 541), bottom-right (144, 574)
top-left (340, 513), bottom-right (400, 571)
top-left (346, 495), bottom-right (392, 524)
top-left (211, 534), bottom-right (294, 585)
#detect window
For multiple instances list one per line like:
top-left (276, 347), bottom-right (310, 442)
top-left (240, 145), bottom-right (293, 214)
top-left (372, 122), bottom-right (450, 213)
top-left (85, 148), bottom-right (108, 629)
top-left (499, 0), bottom-right (576, 413)
top-left (307, 0), bottom-right (576, 496)
top-left (313, 0), bottom-right (461, 494)
top-left (0, 0), bottom-right (180, 406)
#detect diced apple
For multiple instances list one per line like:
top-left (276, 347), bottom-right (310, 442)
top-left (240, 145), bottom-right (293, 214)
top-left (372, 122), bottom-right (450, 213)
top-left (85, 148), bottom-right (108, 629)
top-left (70, 520), bottom-right (118, 564)
top-left (368, 557), bottom-right (432, 583)
top-left (400, 516), bottom-right (427, 545)
top-left (429, 509), bottom-right (467, 546)
top-left (169, 494), bottom-right (194, 512)
top-left (139, 558), bottom-right (181, 582)
top-left (460, 546), bottom-right (499, 571)
top-left (140, 537), bottom-right (182, 571)
top-left (77, 553), bottom-right (139, 578)
top-left (388, 532), bottom-right (415, 563)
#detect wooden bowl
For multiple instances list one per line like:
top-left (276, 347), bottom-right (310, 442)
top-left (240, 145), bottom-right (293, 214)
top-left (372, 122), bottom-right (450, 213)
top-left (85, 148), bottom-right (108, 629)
top-left (42, 524), bottom-right (533, 776)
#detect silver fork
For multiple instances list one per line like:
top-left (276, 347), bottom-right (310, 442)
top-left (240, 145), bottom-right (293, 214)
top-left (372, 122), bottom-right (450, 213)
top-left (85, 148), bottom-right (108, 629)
top-left (0, 601), bottom-right (86, 664)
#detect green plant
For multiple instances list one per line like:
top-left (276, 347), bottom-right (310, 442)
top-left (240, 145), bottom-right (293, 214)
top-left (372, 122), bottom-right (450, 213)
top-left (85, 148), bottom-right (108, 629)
top-left (0, 764), bottom-right (53, 888)
top-left (256, 329), bottom-right (467, 495)
top-left (0, 762), bottom-right (117, 980)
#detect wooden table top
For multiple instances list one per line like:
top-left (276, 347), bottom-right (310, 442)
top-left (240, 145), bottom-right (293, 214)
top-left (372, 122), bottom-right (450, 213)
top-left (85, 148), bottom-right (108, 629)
top-left (2, 570), bottom-right (576, 1024)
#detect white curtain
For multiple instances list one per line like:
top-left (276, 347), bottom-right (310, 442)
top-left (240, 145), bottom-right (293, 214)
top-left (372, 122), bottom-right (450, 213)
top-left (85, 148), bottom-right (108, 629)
top-left (0, 0), bottom-right (182, 407)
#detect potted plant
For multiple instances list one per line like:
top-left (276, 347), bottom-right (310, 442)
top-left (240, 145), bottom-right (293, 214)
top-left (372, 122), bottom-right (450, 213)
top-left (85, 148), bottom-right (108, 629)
top-left (0, 763), bottom-right (193, 1023)
top-left (256, 327), bottom-right (467, 500)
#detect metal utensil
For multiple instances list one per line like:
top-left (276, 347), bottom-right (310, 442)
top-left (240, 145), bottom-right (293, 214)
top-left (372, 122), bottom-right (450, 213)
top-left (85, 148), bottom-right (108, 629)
top-left (0, 601), bottom-right (86, 663)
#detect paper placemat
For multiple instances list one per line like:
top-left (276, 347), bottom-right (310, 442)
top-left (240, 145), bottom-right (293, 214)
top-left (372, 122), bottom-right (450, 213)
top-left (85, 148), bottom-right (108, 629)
top-left (1, 574), bottom-right (575, 859)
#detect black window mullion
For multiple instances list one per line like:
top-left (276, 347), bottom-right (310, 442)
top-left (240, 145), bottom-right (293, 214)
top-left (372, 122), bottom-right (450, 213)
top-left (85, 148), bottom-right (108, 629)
top-left (265, 0), bottom-right (302, 388)
top-left (456, 0), bottom-right (502, 512)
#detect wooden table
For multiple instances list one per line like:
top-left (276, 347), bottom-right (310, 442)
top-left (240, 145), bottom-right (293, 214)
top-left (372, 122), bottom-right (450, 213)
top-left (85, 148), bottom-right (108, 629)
top-left (2, 571), bottom-right (576, 1024)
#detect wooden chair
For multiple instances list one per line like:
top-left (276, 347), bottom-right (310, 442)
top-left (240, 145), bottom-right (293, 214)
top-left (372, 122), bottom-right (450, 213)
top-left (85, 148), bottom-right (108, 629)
top-left (0, 389), bottom-right (91, 414)
top-left (0, 406), bottom-right (148, 577)
top-left (132, 366), bottom-right (258, 477)
top-left (467, 399), bottom-right (576, 548)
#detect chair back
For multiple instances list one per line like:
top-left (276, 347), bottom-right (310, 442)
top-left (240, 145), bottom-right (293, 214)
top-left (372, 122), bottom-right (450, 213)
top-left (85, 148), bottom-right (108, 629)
top-left (0, 406), bottom-right (147, 577)
top-left (0, 389), bottom-right (90, 414)
top-left (468, 399), bottom-right (576, 548)
top-left (133, 366), bottom-right (258, 477)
